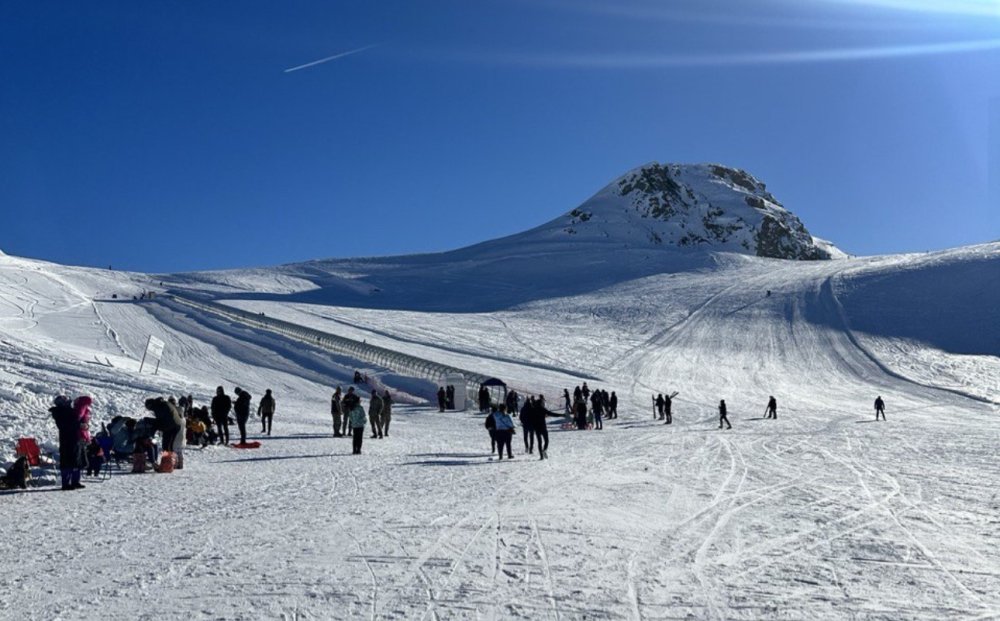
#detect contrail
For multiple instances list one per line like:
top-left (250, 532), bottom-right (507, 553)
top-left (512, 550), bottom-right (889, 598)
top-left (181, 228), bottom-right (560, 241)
top-left (284, 43), bottom-right (380, 73)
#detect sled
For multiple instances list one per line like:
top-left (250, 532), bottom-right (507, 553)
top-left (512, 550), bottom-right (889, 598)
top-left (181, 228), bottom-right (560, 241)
top-left (231, 441), bottom-right (262, 449)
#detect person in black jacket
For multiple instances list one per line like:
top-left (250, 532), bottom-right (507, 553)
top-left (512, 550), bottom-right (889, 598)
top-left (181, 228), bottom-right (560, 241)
top-left (210, 386), bottom-right (232, 445)
top-left (437, 387), bottom-right (447, 412)
top-left (484, 407), bottom-right (498, 455)
top-left (519, 398), bottom-right (535, 454)
top-left (529, 399), bottom-right (549, 460)
top-left (664, 393), bottom-right (673, 425)
top-left (233, 387), bottom-right (252, 444)
top-left (765, 396), bottom-right (777, 420)
top-left (50, 395), bottom-right (82, 491)
top-left (718, 399), bottom-right (732, 430)
top-left (609, 391), bottom-right (618, 419)
top-left (874, 396), bottom-right (886, 421)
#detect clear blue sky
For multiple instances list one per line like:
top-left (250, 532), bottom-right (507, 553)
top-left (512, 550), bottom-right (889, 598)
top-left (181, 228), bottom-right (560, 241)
top-left (2, 0), bottom-right (998, 271)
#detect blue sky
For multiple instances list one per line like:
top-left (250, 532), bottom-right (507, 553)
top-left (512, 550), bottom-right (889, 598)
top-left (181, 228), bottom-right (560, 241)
top-left (1, 0), bottom-right (998, 271)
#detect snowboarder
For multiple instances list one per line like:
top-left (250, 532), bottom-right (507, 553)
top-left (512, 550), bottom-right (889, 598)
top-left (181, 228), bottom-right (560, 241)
top-left (51, 395), bottom-right (83, 490)
top-left (718, 399), bottom-right (732, 430)
top-left (368, 390), bottom-right (384, 439)
top-left (348, 400), bottom-right (367, 454)
top-left (765, 396), bottom-right (777, 420)
top-left (381, 389), bottom-right (393, 436)
top-left (875, 396), bottom-right (886, 421)
top-left (258, 389), bottom-right (276, 436)
top-left (210, 386), bottom-right (232, 445)
top-left (331, 388), bottom-right (343, 437)
top-left (437, 386), bottom-right (447, 412)
top-left (233, 387), bottom-right (252, 444)
top-left (494, 406), bottom-right (515, 460)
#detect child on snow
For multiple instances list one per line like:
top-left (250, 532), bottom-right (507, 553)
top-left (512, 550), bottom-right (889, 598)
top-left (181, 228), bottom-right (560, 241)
top-left (85, 438), bottom-right (104, 476)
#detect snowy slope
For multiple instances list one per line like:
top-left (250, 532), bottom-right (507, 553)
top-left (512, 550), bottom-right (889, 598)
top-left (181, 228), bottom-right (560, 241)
top-left (0, 235), bottom-right (999, 616)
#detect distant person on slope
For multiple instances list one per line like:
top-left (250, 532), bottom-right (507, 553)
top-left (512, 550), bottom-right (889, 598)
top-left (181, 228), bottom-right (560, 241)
top-left (609, 391), bottom-right (618, 419)
top-left (233, 387), bottom-right (253, 444)
top-left (348, 399), bottom-right (367, 455)
top-left (765, 396), bottom-right (777, 420)
top-left (437, 387), bottom-right (447, 412)
top-left (493, 405), bottom-right (515, 460)
top-left (381, 390), bottom-right (393, 436)
top-left (368, 390), bottom-right (384, 439)
top-left (528, 398), bottom-right (549, 460)
top-left (331, 387), bottom-right (343, 437)
top-left (520, 398), bottom-right (535, 454)
top-left (563, 389), bottom-right (571, 415)
top-left (258, 389), bottom-right (276, 436)
top-left (591, 391), bottom-right (604, 430)
top-left (51, 395), bottom-right (83, 491)
top-left (874, 396), bottom-right (886, 421)
top-left (210, 386), bottom-right (232, 445)
top-left (342, 387), bottom-right (359, 436)
top-left (656, 394), bottom-right (665, 420)
top-left (574, 397), bottom-right (588, 430)
top-left (718, 399), bottom-right (732, 430)
top-left (485, 405), bottom-right (498, 455)
top-left (664, 392), bottom-right (673, 425)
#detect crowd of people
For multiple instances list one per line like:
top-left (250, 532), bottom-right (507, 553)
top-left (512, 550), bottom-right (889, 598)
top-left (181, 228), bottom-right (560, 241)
top-left (5, 379), bottom-right (894, 492)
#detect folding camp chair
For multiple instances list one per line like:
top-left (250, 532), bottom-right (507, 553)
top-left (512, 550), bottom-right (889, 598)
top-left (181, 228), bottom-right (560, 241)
top-left (14, 438), bottom-right (41, 467)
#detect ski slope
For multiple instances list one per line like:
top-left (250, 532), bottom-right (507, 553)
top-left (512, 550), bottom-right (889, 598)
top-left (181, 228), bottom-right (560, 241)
top-left (0, 242), bottom-right (998, 620)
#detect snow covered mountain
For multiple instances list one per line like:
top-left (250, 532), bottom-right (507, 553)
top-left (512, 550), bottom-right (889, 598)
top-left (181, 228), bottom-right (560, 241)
top-left (523, 162), bottom-right (843, 260)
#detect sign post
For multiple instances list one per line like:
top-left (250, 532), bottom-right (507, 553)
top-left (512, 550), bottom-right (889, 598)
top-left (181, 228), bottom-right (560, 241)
top-left (139, 335), bottom-right (166, 375)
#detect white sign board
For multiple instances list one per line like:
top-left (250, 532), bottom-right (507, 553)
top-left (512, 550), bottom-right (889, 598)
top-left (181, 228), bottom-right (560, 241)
top-left (139, 335), bottom-right (166, 374)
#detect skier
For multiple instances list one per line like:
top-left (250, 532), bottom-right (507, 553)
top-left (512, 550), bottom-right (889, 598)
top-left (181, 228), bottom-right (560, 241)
top-left (437, 386), bottom-right (447, 412)
top-left (348, 399), bottom-right (367, 455)
top-left (520, 398), bottom-right (534, 454)
top-left (210, 386), bottom-right (232, 445)
top-left (485, 405), bottom-right (498, 455)
top-left (765, 396), bottom-right (777, 420)
top-left (874, 396), bottom-right (886, 421)
top-left (664, 392), bottom-right (673, 425)
top-left (258, 389), bottom-right (275, 436)
top-left (331, 387), bottom-right (343, 437)
top-left (494, 406), bottom-right (515, 460)
top-left (233, 387), bottom-right (252, 444)
top-left (369, 390), bottom-right (384, 438)
top-left (718, 399), bottom-right (732, 430)
top-left (609, 391), bottom-right (618, 419)
top-left (51, 395), bottom-right (82, 491)
top-left (655, 394), bottom-right (665, 420)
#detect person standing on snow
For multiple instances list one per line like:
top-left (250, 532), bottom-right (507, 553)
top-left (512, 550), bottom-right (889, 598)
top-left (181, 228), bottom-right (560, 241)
top-left (563, 389), bottom-right (571, 415)
top-left (655, 394), bottom-right (665, 420)
top-left (874, 396), bottom-right (886, 421)
top-left (437, 386), bottom-right (447, 412)
top-left (258, 389), bottom-right (276, 436)
top-left (485, 405), bottom-right (498, 455)
top-left (233, 387), bottom-right (253, 444)
top-left (210, 386), bottom-right (232, 445)
top-left (574, 397), bottom-right (588, 430)
top-left (591, 391), bottom-right (604, 430)
top-left (520, 397), bottom-right (535, 454)
top-left (331, 387), bottom-right (343, 437)
top-left (51, 395), bottom-right (83, 490)
top-left (342, 387), bottom-right (360, 436)
top-left (664, 393), bottom-right (673, 425)
top-left (493, 406), bottom-right (515, 460)
top-left (765, 396), bottom-right (777, 420)
top-left (348, 399), bottom-right (367, 454)
top-left (381, 389), bottom-right (393, 436)
top-left (609, 391), bottom-right (618, 419)
top-left (718, 399), bottom-right (732, 430)
top-left (368, 390), bottom-right (384, 439)
top-left (529, 399), bottom-right (549, 460)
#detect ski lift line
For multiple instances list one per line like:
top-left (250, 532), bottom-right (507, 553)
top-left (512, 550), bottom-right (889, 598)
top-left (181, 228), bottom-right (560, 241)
top-left (161, 293), bottom-right (496, 394)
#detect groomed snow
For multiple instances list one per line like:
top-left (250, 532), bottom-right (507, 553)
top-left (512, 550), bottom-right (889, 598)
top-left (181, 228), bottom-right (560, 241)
top-left (0, 243), bottom-right (998, 620)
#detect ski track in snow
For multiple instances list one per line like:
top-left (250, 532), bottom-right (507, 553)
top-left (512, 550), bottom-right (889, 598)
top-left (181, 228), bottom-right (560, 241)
top-left (0, 248), bottom-right (999, 620)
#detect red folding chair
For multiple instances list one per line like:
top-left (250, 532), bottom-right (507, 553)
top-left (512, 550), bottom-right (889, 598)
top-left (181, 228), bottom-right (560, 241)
top-left (15, 438), bottom-right (41, 467)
